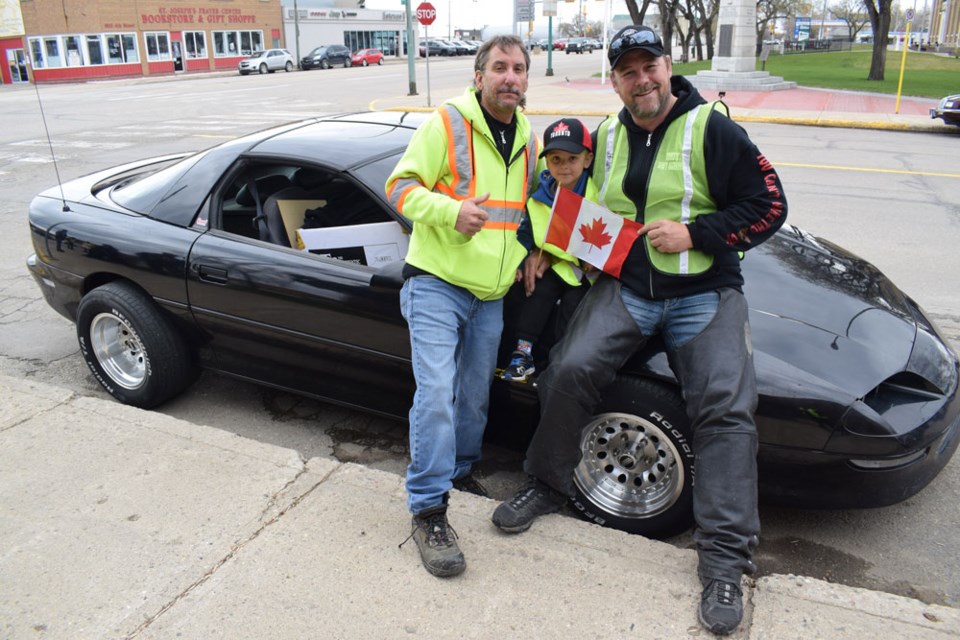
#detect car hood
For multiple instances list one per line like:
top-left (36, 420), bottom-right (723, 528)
top-left (743, 225), bottom-right (955, 399)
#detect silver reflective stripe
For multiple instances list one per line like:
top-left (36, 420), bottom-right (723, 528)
top-left (526, 131), bottom-right (538, 198)
top-left (678, 105), bottom-right (701, 274)
top-left (600, 120), bottom-right (618, 202)
top-left (440, 105), bottom-right (473, 198)
top-left (479, 204), bottom-right (519, 223)
top-left (388, 177), bottom-right (421, 210)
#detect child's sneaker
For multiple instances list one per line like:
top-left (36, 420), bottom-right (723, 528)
top-left (501, 350), bottom-right (535, 382)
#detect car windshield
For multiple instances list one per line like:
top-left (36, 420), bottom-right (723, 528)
top-left (249, 51), bottom-right (267, 59)
top-left (310, 48), bottom-right (326, 55)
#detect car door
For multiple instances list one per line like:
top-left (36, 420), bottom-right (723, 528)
top-left (186, 160), bottom-right (414, 418)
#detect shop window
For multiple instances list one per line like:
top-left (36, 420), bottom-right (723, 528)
top-left (43, 37), bottom-right (62, 67)
top-left (86, 35), bottom-right (104, 65)
top-left (145, 32), bottom-right (171, 62)
top-left (184, 31), bottom-right (206, 59)
top-left (29, 39), bottom-right (44, 69)
top-left (213, 30), bottom-right (264, 57)
top-left (123, 34), bottom-right (139, 63)
top-left (63, 35), bottom-right (84, 66)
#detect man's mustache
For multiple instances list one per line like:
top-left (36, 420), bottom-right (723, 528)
top-left (497, 87), bottom-right (522, 96)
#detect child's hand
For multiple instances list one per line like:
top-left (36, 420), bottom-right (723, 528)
top-left (523, 252), bottom-right (551, 297)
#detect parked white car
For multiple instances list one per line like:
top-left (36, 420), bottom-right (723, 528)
top-left (238, 49), bottom-right (295, 75)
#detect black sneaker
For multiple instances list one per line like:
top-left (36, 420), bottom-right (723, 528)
top-left (500, 350), bottom-right (535, 382)
top-left (452, 474), bottom-right (490, 498)
top-left (698, 579), bottom-right (743, 636)
top-left (406, 505), bottom-right (466, 578)
top-left (491, 478), bottom-right (567, 533)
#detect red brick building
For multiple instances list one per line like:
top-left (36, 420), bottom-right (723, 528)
top-left (1, 0), bottom-right (284, 84)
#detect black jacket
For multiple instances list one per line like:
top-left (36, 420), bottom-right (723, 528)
top-left (599, 76), bottom-right (788, 299)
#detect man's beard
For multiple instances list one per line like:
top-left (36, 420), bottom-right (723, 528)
top-left (625, 84), bottom-right (669, 120)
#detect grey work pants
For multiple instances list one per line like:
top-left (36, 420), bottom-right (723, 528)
top-left (524, 276), bottom-right (760, 583)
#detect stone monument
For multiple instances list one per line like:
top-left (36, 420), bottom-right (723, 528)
top-left (689, 0), bottom-right (796, 91)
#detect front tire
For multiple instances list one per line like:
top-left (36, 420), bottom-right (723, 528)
top-left (258, 63), bottom-right (268, 74)
top-left (343, 58), bottom-right (350, 68)
top-left (285, 61), bottom-right (293, 72)
top-left (320, 59), bottom-right (329, 69)
top-left (76, 281), bottom-right (197, 409)
top-left (362, 59), bottom-right (368, 67)
top-left (572, 377), bottom-right (695, 538)
top-left (377, 58), bottom-right (383, 65)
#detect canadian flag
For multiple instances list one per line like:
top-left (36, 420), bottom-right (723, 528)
top-left (543, 187), bottom-right (643, 278)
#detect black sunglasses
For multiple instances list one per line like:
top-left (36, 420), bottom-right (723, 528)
top-left (609, 30), bottom-right (662, 58)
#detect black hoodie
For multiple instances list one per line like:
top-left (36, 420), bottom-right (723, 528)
top-left (602, 76), bottom-right (788, 300)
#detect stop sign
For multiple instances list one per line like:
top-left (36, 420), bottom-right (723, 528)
top-left (416, 2), bottom-right (437, 26)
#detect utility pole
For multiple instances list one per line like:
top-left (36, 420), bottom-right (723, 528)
top-left (293, 0), bottom-right (301, 67)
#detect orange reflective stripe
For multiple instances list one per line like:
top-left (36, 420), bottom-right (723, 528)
top-left (484, 221), bottom-right (520, 231)
top-left (485, 199), bottom-right (525, 209)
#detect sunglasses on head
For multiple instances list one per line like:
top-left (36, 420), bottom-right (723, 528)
top-left (609, 30), bottom-right (662, 58)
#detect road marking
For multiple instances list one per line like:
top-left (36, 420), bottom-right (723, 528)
top-left (777, 162), bottom-right (960, 179)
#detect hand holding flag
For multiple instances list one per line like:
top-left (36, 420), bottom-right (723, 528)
top-left (543, 187), bottom-right (644, 278)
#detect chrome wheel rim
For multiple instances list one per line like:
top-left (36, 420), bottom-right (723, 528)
top-left (89, 312), bottom-right (146, 390)
top-left (574, 412), bottom-right (684, 519)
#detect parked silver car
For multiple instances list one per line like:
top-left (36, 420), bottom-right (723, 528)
top-left (238, 49), bottom-right (295, 75)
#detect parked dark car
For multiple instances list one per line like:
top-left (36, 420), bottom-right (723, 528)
top-left (565, 37), bottom-right (595, 54)
top-left (419, 39), bottom-right (456, 57)
top-left (26, 112), bottom-right (960, 539)
top-left (930, 93), bottom-right (960, 126)
top-left (300, 44), bottom-right (352, 69)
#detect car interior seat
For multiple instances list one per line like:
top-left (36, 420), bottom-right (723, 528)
top-left (258, 168), bottom-right (332, 247)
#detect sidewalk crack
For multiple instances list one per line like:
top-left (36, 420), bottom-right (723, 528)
top-left (123, 460), bottom-right (342, 639)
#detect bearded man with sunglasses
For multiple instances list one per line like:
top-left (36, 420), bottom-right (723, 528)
top-left (492, 25), bottom-right (788, 636)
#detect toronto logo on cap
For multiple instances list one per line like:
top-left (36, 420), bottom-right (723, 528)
top-left (551, 121), bottom-right (571, 139)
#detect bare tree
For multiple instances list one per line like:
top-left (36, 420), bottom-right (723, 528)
top-left (756, 0), bottom-right (806, 45)
top-left (862, 0), bottom-right (893, 79)
top-left (624, 0), bottom-right (656, 25)
top-left (832, 0), bottom-right (870, 41)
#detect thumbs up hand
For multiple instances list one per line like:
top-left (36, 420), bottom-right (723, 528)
top-left (455, 193), bottom-right (490, 237)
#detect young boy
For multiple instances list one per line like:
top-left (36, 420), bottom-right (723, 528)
top-left (501, 118), bottom-right (598, 382)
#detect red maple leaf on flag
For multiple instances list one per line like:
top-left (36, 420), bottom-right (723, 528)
top-left (579, 217), bottom-right (613, 251)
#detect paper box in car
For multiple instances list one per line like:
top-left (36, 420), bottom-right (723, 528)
top-left (296, 221), bottom-right (409, 267)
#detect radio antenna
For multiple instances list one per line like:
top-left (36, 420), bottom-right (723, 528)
top-left (32, 78), bottom-right (70, 212)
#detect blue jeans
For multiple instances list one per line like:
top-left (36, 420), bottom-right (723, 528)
top-left (619, 287), bottom-right (719, 351)
top-left (400, 276), bottom-right (504, 515)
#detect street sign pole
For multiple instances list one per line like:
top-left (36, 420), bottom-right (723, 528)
top-left (416, 2), bottom-right (437, 107)
top-left (424, 26), bottom-right (431, 106)
top-left (405, 0), bottom-right (417, 95)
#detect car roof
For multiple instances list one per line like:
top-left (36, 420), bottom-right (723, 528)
top-left (244, 112), bottom-right (428, 169)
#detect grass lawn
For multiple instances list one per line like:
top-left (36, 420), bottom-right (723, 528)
top-left (670, 48), bottom-right (958, 99)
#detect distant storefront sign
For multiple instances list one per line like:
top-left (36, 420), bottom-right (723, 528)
top-left (795, 17), bottom-right (811, 43)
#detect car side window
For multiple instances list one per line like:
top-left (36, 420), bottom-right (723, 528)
top-left (213, 162), bottom-right (408, 268)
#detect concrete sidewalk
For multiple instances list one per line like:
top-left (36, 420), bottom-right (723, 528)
top-left (2, 374), bottom-right (959, 639)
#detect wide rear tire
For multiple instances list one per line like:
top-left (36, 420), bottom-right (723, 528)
top-left (572, 377), bottom-right (695, 538)
top-left (76, 281), bottom-right (197, 409)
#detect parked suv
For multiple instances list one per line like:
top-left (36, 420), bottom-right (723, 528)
top-left (238, 49), bottom-right (295, 75)
top-left (565, 38), bottom-right (595, 54)
top-left (301, 44), bottom-right (352, 70)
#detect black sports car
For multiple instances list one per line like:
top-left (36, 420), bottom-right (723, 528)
top-left (26, 112), bottom-right (960, 538)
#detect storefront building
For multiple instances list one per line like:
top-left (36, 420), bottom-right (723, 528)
top-left (280, 2), bottom-right (407, 62)
top-left (1, 0), bottom-right (284, 84)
